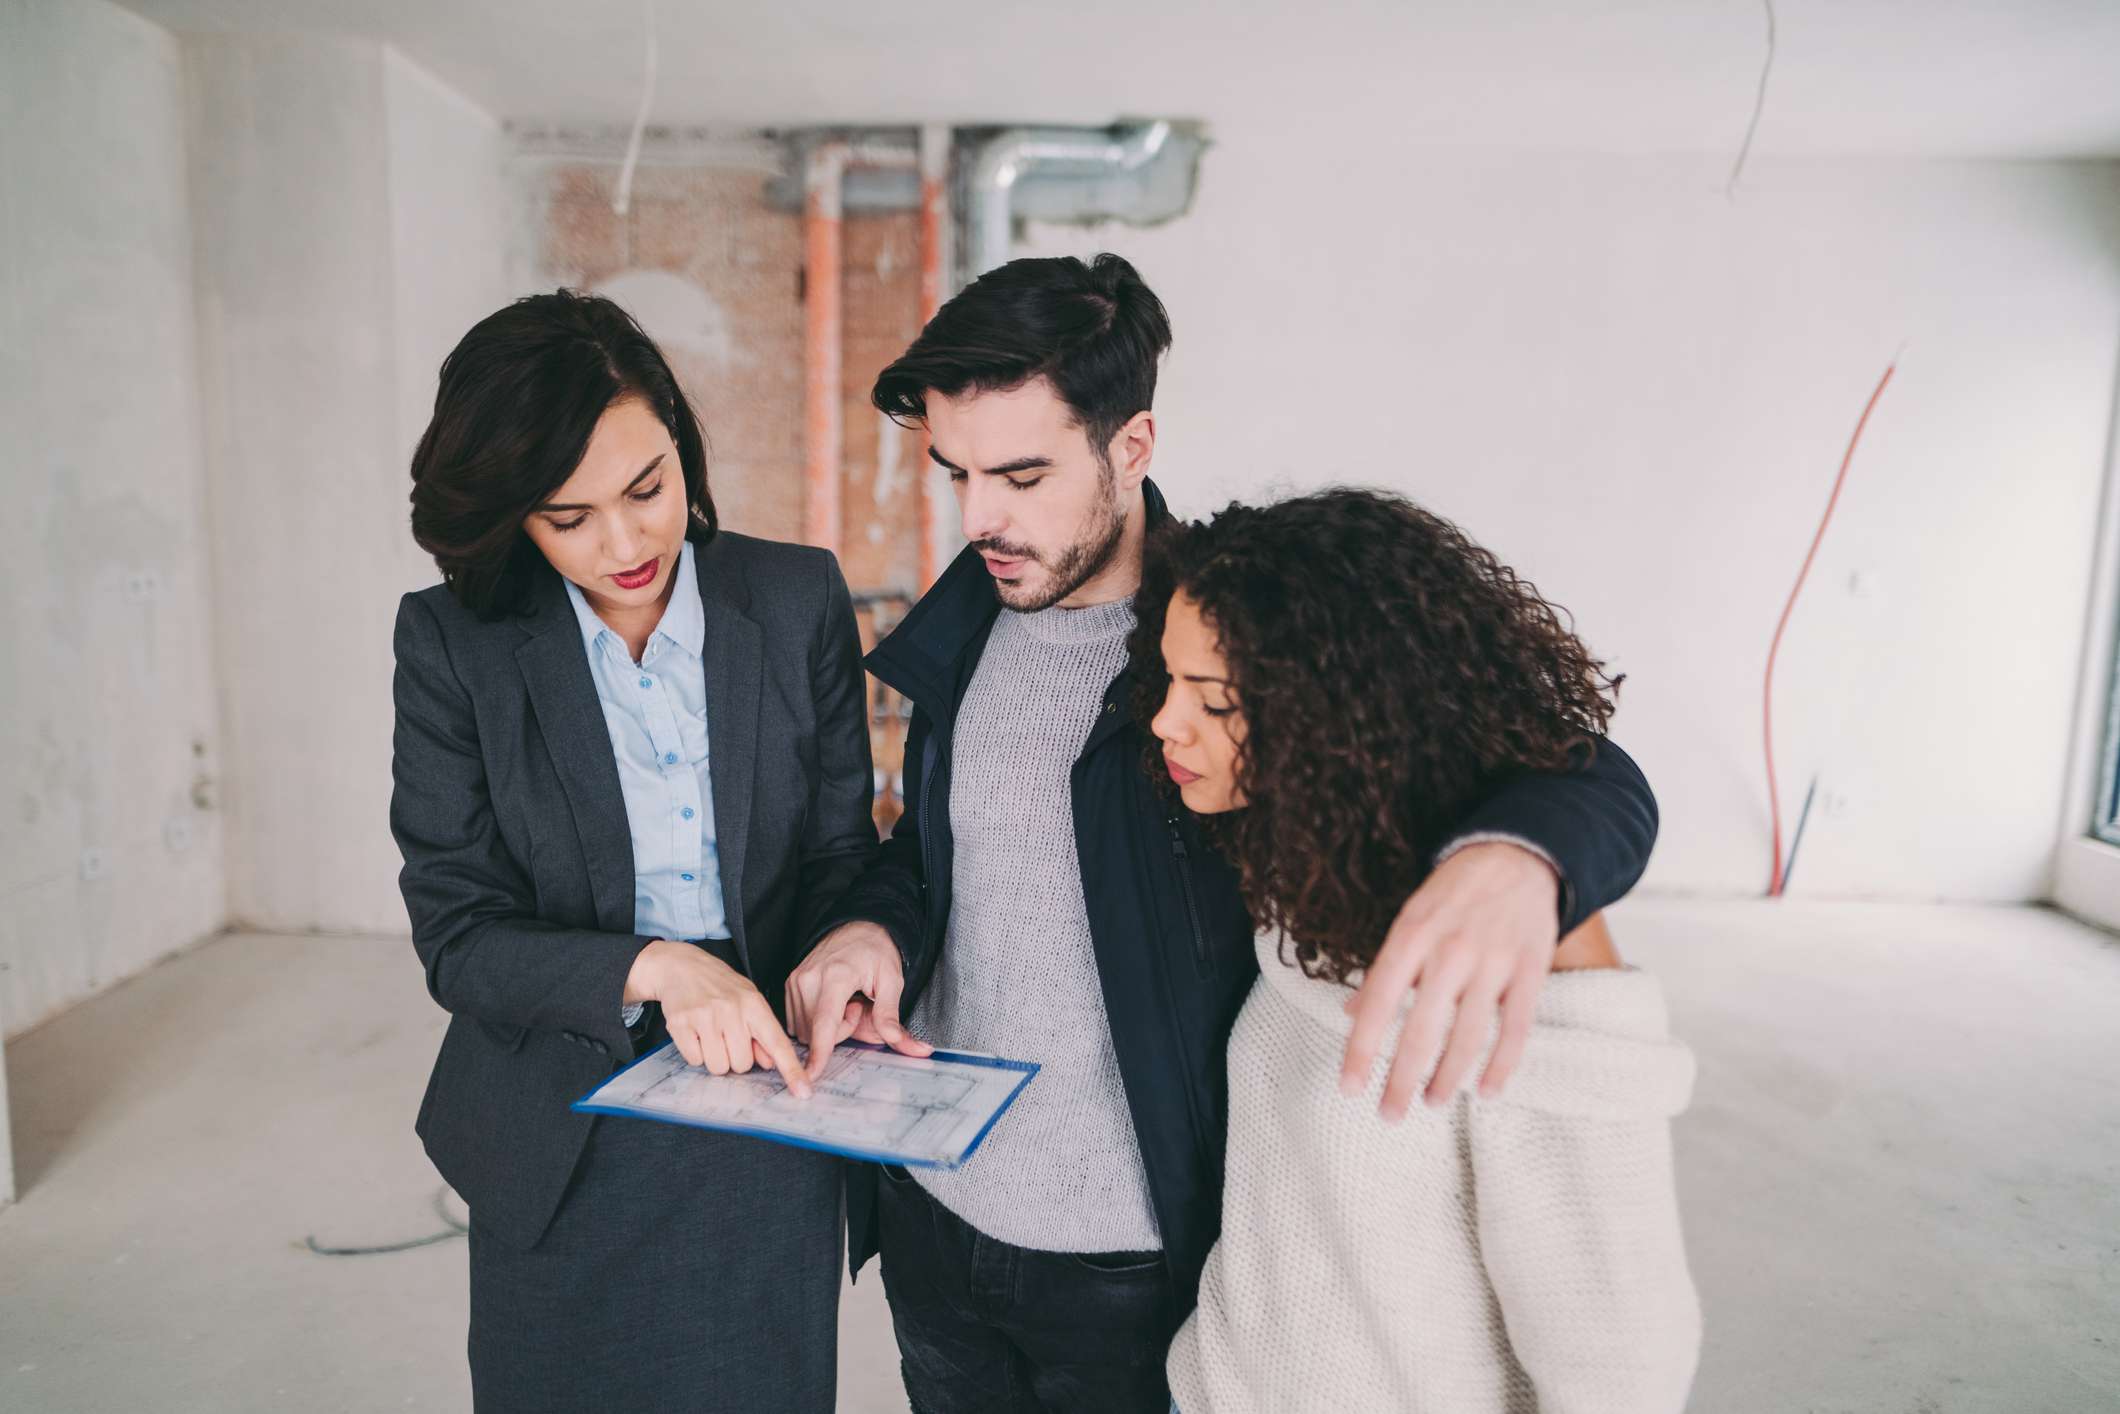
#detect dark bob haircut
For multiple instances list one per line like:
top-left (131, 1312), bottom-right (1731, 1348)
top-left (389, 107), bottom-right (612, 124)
top-left (1130, 488), bottom-right (1622, 984)
top-left (871, 252), bottom-right (1172, 464)
top-left (408, 289), bottom-right (716, 619)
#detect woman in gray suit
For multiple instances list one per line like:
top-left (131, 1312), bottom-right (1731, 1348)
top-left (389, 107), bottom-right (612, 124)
top-left (389, 291), bottom-right (874, 1411)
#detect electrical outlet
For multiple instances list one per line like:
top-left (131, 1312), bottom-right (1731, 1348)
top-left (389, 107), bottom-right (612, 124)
top-left (122, 569), bottom-right (164, 604)
top-left (1819, 789), bottom-right (1852, 821)
top-left (79, 847), bottom-right (109, 882)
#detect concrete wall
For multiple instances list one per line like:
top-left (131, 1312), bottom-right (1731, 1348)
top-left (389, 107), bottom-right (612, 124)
top-left (385, 50), bottom-right (514, 473)
top-left (9, 3), bottom-right (2112, 987)
top-left (1024, 144), bottom-right (2120, 902)
top-left (186, 35), bottom-right (509, 935)
top-left (0, 0), bottom-right (226, 1039)
top-left (190, 131), bottom-right (2120, 928)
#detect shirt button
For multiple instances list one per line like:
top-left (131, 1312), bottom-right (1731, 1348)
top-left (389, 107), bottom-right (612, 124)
top-left (681, 806), bottom-right (695, 820)
top-left (664, 752), bottom-right (678, 765)
top-left (681, 873), bottom-right (694, 882)
top-left (639, 676), bottom-right (652, 689)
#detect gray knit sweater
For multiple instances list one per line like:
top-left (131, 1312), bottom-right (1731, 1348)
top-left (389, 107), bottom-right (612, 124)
top-left (908, 597), bottom-right (1163, 1253)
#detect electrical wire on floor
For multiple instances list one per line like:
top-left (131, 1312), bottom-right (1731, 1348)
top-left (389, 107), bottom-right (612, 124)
top-left (302, 1185), bottom-right (468, 1258)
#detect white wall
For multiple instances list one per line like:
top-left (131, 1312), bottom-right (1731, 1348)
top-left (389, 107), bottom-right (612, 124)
top-left (186, 35), bottom-right (508, 934)
top-left (1027, 143), bottom-right (2120, 903)
top-left (0, 0), bottom-right (226, 1039)
top-left (384, 49), bottom-right (513, 470)
top-left (8, 7), bottom-right (2109, 964)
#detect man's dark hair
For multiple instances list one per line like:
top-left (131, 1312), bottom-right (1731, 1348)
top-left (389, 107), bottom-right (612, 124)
top-left (408, 289), bottom-right (716, 620)
top-left (871, 253), bottom-right (1173, 463)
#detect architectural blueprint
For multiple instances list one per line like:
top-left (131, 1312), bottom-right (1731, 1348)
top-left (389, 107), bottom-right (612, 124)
top-left (572, 1040), bottom-right (1037, 1168)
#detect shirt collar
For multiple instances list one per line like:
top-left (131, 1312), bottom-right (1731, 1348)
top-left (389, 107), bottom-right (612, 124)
top-left (560, 537), bottom-right (703, 661)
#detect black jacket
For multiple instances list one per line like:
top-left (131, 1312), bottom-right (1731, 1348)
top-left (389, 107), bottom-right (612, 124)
top-left (390, 531), bottom-right (875, 1251)
top-left (816, 479), bottom-right (1660, 1303)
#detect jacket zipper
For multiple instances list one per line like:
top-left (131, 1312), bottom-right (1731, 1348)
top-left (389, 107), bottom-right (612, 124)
top-left (1166, 814), bottom-right (1210, 972)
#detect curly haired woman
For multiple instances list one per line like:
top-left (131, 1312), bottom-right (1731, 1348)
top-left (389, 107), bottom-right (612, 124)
top-left (1137, 489), bottom-right (1700, 1414)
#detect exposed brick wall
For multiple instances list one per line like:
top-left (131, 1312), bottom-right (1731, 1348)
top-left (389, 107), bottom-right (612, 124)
top-left (528, 157), bottom-right (928, 826)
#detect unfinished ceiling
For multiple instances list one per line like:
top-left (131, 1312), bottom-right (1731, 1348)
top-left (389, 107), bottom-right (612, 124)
top-left (115, 0), bottom-right (2120, 159)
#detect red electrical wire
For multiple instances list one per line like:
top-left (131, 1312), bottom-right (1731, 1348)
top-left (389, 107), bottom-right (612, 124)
top-left (1763, 358), bottom-right (1897, 897)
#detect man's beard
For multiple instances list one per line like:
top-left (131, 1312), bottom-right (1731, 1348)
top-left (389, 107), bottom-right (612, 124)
top-left (987, 473), bottom-right (1128, 613)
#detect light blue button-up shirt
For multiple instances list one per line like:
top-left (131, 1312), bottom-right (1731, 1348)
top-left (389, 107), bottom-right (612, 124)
top-left (562, 539), bottom-right (730, 1024)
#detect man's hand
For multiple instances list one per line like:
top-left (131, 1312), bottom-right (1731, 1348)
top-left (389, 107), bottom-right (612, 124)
top-left (785, 921), bottom-right (934, 1081)
top-left (625, 940), bottom-right (811, 1098)
top-left (1339, 841), bottom-right (1561, 1119)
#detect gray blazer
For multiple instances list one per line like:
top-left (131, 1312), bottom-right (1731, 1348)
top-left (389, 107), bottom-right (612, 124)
top-left (389, 529), bottom-right (875, 1250)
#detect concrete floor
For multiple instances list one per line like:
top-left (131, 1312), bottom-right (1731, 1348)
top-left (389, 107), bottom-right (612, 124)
top-left (1, 899), bottom-right (2115, 1412)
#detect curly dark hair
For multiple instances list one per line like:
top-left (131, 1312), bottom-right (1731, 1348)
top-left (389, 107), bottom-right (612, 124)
top-left (1130, 488), bottom-right (1621, 984)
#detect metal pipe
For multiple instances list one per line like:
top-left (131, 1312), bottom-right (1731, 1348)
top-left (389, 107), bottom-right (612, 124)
top-left (966, 121), bottom-right (1171, 279)
top-left (801, 148), bottom-right (844, 553)
top-left (916, 124), bottom-right (949, 588)
top-left (802, 140), bottom-right (915, 554)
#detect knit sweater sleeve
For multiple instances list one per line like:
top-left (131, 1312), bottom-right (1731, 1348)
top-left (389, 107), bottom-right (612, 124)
top-left (1469, 1102), bottom-right (1702, 1414)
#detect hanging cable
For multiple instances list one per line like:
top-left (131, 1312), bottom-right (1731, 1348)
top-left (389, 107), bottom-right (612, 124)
top-left (612, 0), bottom-right (659, 218)
top-left (1726, 0), bottom-right (1777, 197)
top-left (1763, 356), bottom-right (1897, 896)
top-left (1780, 775), bottom-right (1819, 893)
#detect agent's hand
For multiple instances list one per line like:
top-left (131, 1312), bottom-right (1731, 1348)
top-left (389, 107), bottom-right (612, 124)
top-left (1339, 841), bottom-right (1560, 1118)
top-left (785, 921), bottom-right (933, 1081)
top-left (625, 940), bottom-right (811, 1098)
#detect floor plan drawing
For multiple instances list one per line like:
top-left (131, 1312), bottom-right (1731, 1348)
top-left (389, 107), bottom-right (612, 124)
top-left (576, 1041), bottom-right (1037, 1168)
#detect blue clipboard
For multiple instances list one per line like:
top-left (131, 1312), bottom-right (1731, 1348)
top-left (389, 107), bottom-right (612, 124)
top-left (571, 1039), bottom-right (1039, 1170)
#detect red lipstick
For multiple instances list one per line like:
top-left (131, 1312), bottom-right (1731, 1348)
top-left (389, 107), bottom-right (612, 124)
top-left (612, 557), bottom-right (659, 590)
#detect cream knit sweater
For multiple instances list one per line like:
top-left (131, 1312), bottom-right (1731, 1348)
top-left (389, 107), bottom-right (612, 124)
top-left (1167, 931), bottom-right (1701, 1414)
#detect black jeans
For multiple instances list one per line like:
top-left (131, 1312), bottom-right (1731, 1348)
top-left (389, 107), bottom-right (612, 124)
top-left (875, 1163), bottom-right (1180, 1414)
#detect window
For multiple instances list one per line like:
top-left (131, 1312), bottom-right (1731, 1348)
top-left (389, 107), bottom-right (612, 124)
top-left (2095, 627), bottom-right (2120, 847)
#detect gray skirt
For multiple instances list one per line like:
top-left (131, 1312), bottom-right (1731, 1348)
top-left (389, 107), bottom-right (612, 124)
top-left (466, 1103), bottom-right (844, 1413)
